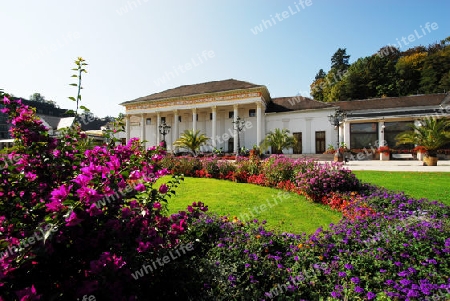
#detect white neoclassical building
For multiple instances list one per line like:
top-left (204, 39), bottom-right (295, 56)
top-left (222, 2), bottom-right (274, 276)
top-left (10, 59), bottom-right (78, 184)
top-left (120, 79), bottom-right (450, 155)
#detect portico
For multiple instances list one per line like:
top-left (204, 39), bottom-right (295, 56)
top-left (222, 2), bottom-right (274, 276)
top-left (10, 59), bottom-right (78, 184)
top-left (121, 80), bottom-right (269, 152)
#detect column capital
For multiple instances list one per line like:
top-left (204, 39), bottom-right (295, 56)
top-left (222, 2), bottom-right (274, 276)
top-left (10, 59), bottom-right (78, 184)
top-left (256, 102), bottom-right (262, 108)
top-left (233, 104), bottom-right (239, 110)
top-left (211, 106), bottom-right (217, 112)
top-left (192, 108), bottom-right (197, 113)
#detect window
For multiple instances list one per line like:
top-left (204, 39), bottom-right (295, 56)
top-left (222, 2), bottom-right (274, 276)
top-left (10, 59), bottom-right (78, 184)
top-left (178, 116), bottom-right (182, 122)
top-left (210, 113), bottom-right (213, 120)
top-left (384, 121), bottom-right (413, 149)
top-left (229, 111), bottom-right (234, 119)
top-left (293, 132), bottom-right (302, 154)
top-left (145, 118), bottom-right (151, 125)
top-left (315, 131), bottom-right (325, 154)
top-left (161, 117), bottom-right (166, 123)
top-left (249, 109), bottom-right (256, 117)
top-left (350, 123), bottom-right (378, 149)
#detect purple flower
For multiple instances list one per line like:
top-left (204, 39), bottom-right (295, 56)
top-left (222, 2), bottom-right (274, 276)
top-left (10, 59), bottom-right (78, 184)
top-left (65, 211), bottom-right (83, 227)
top-left (344, 263), bottom-right (353, 270)
top-left (338, 271), bottom-right (347, 277)
top-left (331, 291), bottom-right (341, 298)
top-left (351, 277), bottom-right (360, 284)
top-left (134, 183), bottom-right (146, 192)
top-left (367, 291), bottom-right (376, 300)
top-left (159, 184), bottom-right (168, 194)
top-left (354, 286), bottom-right (364, 293)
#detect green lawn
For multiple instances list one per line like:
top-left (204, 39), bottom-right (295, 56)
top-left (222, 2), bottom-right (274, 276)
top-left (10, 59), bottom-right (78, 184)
top-left (158, 177), bottom-right (342, 234)
top-left (353, 171), bottom-right (450, 206)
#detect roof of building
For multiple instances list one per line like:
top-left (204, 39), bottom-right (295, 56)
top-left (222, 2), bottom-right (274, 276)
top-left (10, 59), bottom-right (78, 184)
top-left (121, 79), bottom-right (267, 105)
top-left (37, 115), bottom-right (75, 130)
top-left (336, 93), bottom-right (449, 111)
top-left (266, 96), bottom-right (334, 113)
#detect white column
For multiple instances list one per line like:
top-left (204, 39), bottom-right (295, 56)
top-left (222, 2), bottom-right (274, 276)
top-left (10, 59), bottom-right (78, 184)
top-left (343, 121), bottom-right (350, 148)
top-left (256, 102), bottom-right (262, 146)
top-left (192, 108), bottom-right (197, 132)
top-left (211, 106), bottom-right (217, 148)
top-left (140, 114), bottom-right (146, 148)
top-left (378, 121), bottom-right (385, 147)
top-left (173, 110), bottom-right (179, 143)
top-left (233, 104), bottom-right (238, 153)
top-left (126, 114), bottom-right (131, 143)
top-left (305, 117), bottom-right (312, 154)
top-left (156, 112), bottom-right (160, 145)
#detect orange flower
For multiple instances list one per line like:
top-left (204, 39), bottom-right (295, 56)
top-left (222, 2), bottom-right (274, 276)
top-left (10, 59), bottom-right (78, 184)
top-left (256, 235), bottom-right (261, 239)
top-left (318, 255), bottom-right (323, 261)
top-left (297, 243), bottom-right (303, 249)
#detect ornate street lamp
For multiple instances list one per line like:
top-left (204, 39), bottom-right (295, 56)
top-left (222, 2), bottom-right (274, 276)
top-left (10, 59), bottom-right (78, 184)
top-left (232, 116), bottom-right (246, 156)
top-left (158, 120), bottom-right (171, 148)
top-left (327, 109), bottom-right (347, 162)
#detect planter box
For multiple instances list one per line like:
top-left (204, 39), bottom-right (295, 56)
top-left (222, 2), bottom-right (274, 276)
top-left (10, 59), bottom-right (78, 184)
top-left (380, 153), bottom-right (390, 161)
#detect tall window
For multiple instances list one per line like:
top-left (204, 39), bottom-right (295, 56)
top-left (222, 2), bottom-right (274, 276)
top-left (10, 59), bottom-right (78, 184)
top-left (315, 131), bottom-right (325, 154)
top-left (229, 111), bottom-right (234, 119)
top-left (293, 132), bottom-right (302, 154)
top-left (161, 117), bottom-right (166, 123)
top-left (145, 118), bottom-right (151, 125)
top-left (350, 123), bottom-right (378, 149)
top-left (249, 109), bottom-right (256, 117)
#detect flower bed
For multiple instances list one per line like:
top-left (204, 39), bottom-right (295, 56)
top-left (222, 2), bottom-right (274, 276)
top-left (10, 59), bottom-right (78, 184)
top-left (1, 97), bottom-right (449, 300)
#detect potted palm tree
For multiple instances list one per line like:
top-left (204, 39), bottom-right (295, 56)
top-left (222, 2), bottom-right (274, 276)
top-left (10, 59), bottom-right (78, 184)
top-left (395, 117), bottom-right (450, 166)
top-left (173, 129), bottom-right (209, 157)
top-left (260, 128), bottom-right (296, 154)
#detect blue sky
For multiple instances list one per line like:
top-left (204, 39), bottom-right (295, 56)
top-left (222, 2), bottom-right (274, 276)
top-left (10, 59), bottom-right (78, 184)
top-left (1, 0), bottom-right (448, 117)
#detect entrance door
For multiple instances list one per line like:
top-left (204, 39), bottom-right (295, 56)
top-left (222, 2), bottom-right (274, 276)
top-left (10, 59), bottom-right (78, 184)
top-left (315, 131), bottom-right (325, 154)
top-left (293, 132), bottom-right (302, 154)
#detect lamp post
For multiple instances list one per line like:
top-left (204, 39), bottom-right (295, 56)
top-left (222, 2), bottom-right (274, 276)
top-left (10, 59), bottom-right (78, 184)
top-left (158, 120), bottom-right (171, 149)
top-left (232, 116), bottom-right (246, 156)
top-left (328, 109), bottom-right (347, 162)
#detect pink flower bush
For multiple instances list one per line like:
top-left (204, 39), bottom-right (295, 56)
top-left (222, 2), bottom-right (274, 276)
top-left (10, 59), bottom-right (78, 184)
top-left (0, 97), bottom-right (204, 300)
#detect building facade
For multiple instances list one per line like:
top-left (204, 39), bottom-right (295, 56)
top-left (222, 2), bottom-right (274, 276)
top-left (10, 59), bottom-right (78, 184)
top-left (121, 79), bottom-right (450, 155)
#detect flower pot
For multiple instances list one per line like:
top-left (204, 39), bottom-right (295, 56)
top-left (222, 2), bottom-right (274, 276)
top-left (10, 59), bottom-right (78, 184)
top-left (380, 153), bottom-right (390, 161)
top-left (417, 152), bottom-right (424, 161)
top-left (423, 156), bottom-right (438, 166)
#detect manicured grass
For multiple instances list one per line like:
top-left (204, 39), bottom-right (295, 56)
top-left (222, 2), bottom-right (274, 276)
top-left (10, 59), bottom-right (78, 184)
top-left (157, 177), bottom-right (342, 234)
top-left (353, 171), bottom-right (450, 206)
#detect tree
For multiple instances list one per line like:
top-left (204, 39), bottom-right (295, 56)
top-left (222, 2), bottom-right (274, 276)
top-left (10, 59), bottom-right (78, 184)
top-left (395, 117), bottom-right (450, 165)
top-left (30, 92), bottom-right (46, 102)
top-left (315, 69), bottom-right (326, 80)
top-left (395, 52), bottom-right (427, 95)
top-left (331, 48), bottom-right (350, 72)
top-left (260, 128), bottom-right (296, 154)
top-left (173, 130), bottom-right (209, 156)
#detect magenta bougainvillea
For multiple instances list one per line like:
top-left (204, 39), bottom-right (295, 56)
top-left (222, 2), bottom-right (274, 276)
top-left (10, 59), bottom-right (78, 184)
top-left (0, 97), bottom-right (205, 300)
